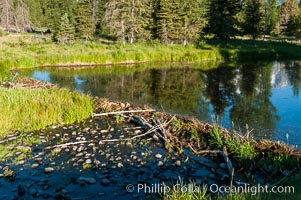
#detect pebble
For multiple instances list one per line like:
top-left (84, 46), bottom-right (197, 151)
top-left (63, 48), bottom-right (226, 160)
top-left (29, 189), bottom-right (38, 196)
top-left (155, 154), bottom-right (162, 159)
top-left (117, 163), bottom-right (123, 168)
top-left (76, 153), bottom-right (84, 157)
top-left (85, 159), bottom-right (92, 164)
top-left (31, 164), bottom-right (39, 169)
top-left (158, 161), bottom-right (164, 167)
top-left (101, 179), bottom-right (111, 186)
top-left (77, 146), bottom-right (85, 152)
top-left (174, 160), bottom-right (181, 167)
top-left (44, 167), bottom-right (54, 173)
top-left (84, 177), bottom-right (96, 184)
top-left (220, 163), bottom-right (227, 169)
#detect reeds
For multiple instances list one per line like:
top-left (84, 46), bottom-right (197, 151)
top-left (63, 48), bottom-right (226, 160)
top-left (0, 87), bottom-right (93, 138)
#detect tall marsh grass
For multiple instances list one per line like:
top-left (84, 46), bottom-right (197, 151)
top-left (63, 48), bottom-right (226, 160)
top-left (0, 87), bottom-right (93, 138)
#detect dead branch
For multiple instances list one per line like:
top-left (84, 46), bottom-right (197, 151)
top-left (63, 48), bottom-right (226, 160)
top-left (93, 109), bottom-right (155, 117)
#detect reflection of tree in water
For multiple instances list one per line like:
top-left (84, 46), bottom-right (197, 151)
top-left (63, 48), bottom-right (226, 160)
top-left (230, 63), bottom-right (279, 139)
top-left (204, 66), bottom-right (237, 117)
top-left (285, 61), bottom-right (301, 97)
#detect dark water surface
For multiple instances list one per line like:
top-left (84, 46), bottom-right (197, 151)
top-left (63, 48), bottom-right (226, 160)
top-left (20, 61), bottom-right (301, 147)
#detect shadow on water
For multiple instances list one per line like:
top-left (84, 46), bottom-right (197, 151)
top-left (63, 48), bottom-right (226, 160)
top-left (19, 61), bottom-right (301, 146)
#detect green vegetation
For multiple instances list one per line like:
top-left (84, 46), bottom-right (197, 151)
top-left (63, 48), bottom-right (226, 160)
top-left (209, 128), bottom-right (256, 160)
top-left (0, 87), bottom-right (93, 138)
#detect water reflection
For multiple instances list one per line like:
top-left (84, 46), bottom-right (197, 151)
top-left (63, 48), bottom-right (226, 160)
top-left (20, 61), bottom-right (301, 146)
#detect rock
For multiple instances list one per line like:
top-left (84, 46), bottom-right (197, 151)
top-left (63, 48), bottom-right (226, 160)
top-left (117, 163), bottom-right (123, 168)
top-left (18, 160), bottom-right (25, 165)
top-left (101, 179), bottom-right (111, 186)
top-left (158, 161), bottom-right (164, 167)
top-left (84, 177), bottom-right (96, 184)
top-left (72, 131), bottom-right (77, 136)
top-left (155, 154), bottom-right (162, 159)
top-left (29, 189), bottom-right (38, 196)
top-left (31, 164), bottom-right (39, 169)
top-left (77, 146), bottom-right (85, 152)
top-left (85, 159), bottom-right (92, 164)
top-left (152, 134), bottom-right (159, 141)
top-left (76, 153), bottom-right (84, 157)
top-left (219, 163), bottom-right (227, 169)
top-left (174, 160), bottom-right (181, 167)
top-left (44, 167), bottom-right (54, 173)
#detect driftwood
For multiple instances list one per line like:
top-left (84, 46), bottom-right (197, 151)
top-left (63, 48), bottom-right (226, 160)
top-left (93, 109), bottom-right (155, 117)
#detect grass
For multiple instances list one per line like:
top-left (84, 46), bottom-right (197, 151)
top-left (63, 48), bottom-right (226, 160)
top-left (0, 33), bottom-right (223, 70)
top-left (0, 87), bottom-right (93, 139)
top-left (0, 34), bottom-right (301, 72)
top-left (209, 128), bottom-right (257, 160)
top-left (205, 39), bottom-right (301, 61)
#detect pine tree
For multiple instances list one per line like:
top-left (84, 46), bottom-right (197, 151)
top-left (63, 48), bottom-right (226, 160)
top-left (75, 0), bottom-right (95, 40)
top-left (57, 13), bottom-right (75, 44)
top-left (243, 0), bottom-right (265, 39)
top-left (156, 0), bottom-right (206, 45)
top-left (286, 11), bottom-right (301, 39)
top-left (264, 0), bottom-right (279, 35)
top-left (206, 0), bottom-right (241, 40)
top-left (104, 0), bottom-right (152, 44)
top-left (0, 0), bottom-right (16, 31)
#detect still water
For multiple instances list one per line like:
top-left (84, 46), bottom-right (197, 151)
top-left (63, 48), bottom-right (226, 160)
top-left (20, 61), bottom-right (301, 146)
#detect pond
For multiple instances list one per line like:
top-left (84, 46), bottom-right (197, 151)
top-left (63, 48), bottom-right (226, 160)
top-left (20, 61), bottom-right (301, 147)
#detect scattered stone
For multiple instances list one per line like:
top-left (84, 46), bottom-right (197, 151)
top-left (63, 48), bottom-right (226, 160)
top-left (158, 161), bottom-right (164, 167)
top-left (155, 154), bottom-right (162, 159)
top-left (18, 160), bottom-right (25, 165)
top-left (77, 146), bottom-right (85, 152)
top-left (44, 167), bottom-right (54, 173)
top-left (29, 189), bottom-right (38, 196)
top-left (31, 164), bottom-right (39, 169)
top-left (72, 131), bottom-right (77, 136)
top-left (85, 159), bottom-right (92, 164)
top-left (76, 153), bottom-right (84, 157)
top-left (117, 163), bottom-right (123, 168)
top-left (84, 177), bottom-right (96, 184)
top-left (219, 163), bottom-right (227, 169)
top-left (174, 160), bottom-right (181, 167)
top-left (101, 179), bottom-right (111, 186)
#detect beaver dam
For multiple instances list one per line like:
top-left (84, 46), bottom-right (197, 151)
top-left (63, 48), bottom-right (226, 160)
top-left (0, 75), bottom-right (300, 199)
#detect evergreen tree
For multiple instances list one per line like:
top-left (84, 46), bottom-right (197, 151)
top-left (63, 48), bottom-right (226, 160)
top-left (264, 0), bottom-right (279, 35)
top-left (75, 0), bottom-right (95, 40)
top-left (286, 11), bottom-right (301, 39)
top-left (156, 0), bottom-right (207, 45)
top-left (243, 0), bottom-right (265, 39)
top-left (104, 0), bottom-right (152, 44)
top-left (57, 13), bottom-right (75, 44)
top-left (206, 0), bottom-right (241, 40)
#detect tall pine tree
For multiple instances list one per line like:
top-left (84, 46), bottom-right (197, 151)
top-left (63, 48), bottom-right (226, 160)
top-left (243, 0), bottom-right (265, 39)
top-left (264, 0), bottom-right (279, 35)
top-left (104, 0), bottom-right (152, 44)
top-left (74, 0), bottom-right (95, 40)
top-left (207, 0), bottom-right (241, 40)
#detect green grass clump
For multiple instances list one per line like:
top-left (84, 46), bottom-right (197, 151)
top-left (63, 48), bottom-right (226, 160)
top-left (0, 87), bottom-right (93, 138)
top-left (209, 128), bottom-right (257, 160)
